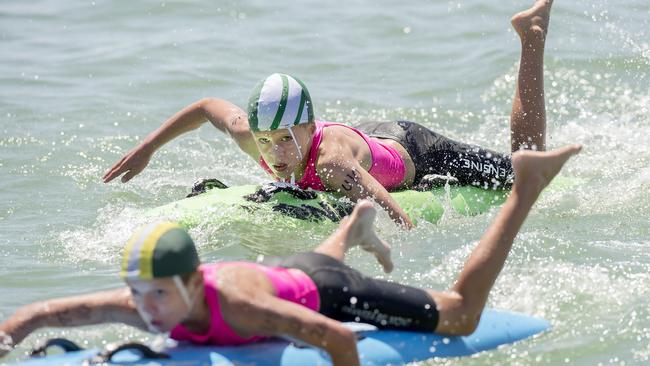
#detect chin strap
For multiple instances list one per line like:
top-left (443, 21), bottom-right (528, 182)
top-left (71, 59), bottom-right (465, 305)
top-left (287, 126), bottom-right (303, 160)
top-left (134, 305), bottom-right (163, 334)
top-left (287, 127), bottom-right (302, 186)
top-left (173, 275), bottom-right (194, 311)
top-left (131, 276), bottom-right (195, 334)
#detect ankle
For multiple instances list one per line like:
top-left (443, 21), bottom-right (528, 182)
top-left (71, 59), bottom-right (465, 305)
top-left (512, 176), bottom-right (545, 199)
top-left (520, 36), bottom-right (546, 50)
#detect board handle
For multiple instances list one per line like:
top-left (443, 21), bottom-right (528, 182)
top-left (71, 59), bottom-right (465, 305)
top-left (90, 342), bottom-right (170, 363)
top-left (30, 338), bottom-right (84, 357)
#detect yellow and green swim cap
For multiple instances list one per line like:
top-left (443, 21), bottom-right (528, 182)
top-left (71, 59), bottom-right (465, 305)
top-left (120, 222), bottom-right (200, 280)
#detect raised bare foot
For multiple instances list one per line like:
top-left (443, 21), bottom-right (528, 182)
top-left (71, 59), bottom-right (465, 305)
top-left (346, 200), bottom-right (394, 273)
top-left (511, 0), bottom-right (554, 43)
top-left (512, 144), bottom-right (582, 194)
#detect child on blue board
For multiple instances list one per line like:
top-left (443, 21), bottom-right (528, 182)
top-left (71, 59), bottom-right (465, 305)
top-left (1, 144), bottom-right (581, 366)
top-left (104, 0), bottom-right (557, 229)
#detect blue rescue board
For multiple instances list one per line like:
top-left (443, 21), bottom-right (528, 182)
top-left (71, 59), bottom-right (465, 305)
top-left (9, 309), bottom-right (549, 365)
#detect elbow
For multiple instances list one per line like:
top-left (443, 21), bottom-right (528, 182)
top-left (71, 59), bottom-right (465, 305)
top-left (197, 97), bottom-right (236, 115)
top-left (325, 327), bottom-right (360, 366)
top-left (196, 98), bottom-right (221, 118)
top-left (197, 97), bottom-right (219, 107)
top-left (327, 325), bottom-right (357, 350)
top-left (17, 302), bottom-right (44, 324)
top-left (339, 327), bottom-right (358, 346)
top-left (196, 97), bottom-right (225, 116)
top-left (198, 98), bottom-right (249, 133)
top-left (26, 300), bottom-right (59, 330)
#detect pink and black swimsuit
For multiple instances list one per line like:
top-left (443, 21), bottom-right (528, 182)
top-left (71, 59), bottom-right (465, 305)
top-left (354, 120), bottom-right (514, 189)
top-left (259, 121), bottom-right (407, 191)
top-left (170, 262), bottom-right (320, 346)
top-left (170, 253), bottom-right (440, 346)
top-left (258, 119), bottom-right (514, 191)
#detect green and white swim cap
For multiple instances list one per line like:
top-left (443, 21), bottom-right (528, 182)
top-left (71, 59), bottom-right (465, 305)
top-left (247, 73), bottom-right (315, 132)
top-left (120, 222), bottom-right (200, 280)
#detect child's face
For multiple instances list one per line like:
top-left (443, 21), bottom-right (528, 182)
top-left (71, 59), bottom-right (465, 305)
top-left (254, 124), bottom-right (313, 179)
top-left (127, 277), bottom-right (191, 333)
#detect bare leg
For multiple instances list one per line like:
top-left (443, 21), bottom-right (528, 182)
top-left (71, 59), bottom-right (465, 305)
top-left (428, 144), bottom-right (582, 335)
top-left (313, 200), bottom-right (394, 273)
top-left (510, 0), bottom-right (554, 152)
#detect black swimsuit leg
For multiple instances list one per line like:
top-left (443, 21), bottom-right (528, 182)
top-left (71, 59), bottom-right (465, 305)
top-left (356, 120), bottom-right (514, 189)
top-left (279, 252), bottom-right (439, 332)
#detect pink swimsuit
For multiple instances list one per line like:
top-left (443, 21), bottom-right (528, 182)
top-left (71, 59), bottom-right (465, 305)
top-left (259, 121), bottom-right (406, 191)
top-left (170, 262), bottom-right (320, 346)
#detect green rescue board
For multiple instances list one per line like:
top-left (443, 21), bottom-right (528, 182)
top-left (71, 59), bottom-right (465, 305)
top-left (145, 177), bottom-right (577, 229)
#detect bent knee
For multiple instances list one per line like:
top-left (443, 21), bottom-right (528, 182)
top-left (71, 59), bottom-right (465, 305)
top-left (429, 291), bottom-right (482, 336)
top-left (450, 314), bottom-right (481, 336)
top-left (437, 310), bottom-right (481, 336)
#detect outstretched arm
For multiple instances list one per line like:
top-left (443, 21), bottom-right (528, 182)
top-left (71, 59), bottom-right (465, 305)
top-left (318, 158), bottom-right (414, 229)
top-left (0, 288), bottom-right (145, 356)
top-left (225, 293), bottom-right (360, 366)
top-left (102, 98), bottom-right (258, 183)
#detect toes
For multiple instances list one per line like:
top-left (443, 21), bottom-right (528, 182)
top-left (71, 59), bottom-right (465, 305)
top-left (569, 144), bottom-right (583, 154)
top-left (555, 144), bottom-right (583, 158)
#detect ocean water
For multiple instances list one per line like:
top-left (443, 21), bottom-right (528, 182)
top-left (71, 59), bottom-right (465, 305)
top-left (1, 0), bottom-right (649, 364)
